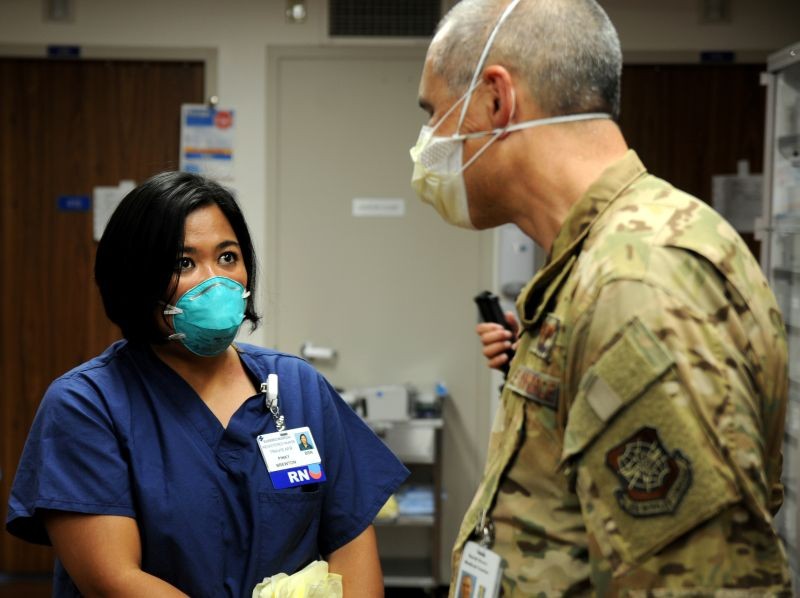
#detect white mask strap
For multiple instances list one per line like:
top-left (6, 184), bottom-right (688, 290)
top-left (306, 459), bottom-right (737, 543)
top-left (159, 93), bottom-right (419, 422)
top-left (163, 304), bottom-right (182, 316)
top-left (459, 111), bottom-right (612, 173)
top-left (427, 79), bottom-right (483, 138)
top-left (456, 0), bottom-right (523, 132)
top-left (456, 112), bottom-right (613, 141)
top-left (459, 87), bottom-right (517, 172)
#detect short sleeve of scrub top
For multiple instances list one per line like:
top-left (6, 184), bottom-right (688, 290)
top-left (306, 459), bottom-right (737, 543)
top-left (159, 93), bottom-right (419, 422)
top-left (6, 340), bottom-right (409, 597)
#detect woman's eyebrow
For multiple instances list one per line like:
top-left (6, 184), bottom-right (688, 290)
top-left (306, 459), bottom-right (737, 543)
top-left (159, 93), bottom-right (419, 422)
top-left (216, 240), bottom-right (240, 250)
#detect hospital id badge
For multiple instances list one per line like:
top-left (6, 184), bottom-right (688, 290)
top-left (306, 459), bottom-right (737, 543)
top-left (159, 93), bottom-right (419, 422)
top-left (455, 541), bottom-right (503, 598)
top-left (256, 426), bottom-right (326, 489)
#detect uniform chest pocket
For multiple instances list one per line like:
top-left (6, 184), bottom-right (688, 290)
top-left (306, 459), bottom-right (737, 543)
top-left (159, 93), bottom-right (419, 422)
top-left (257, 489), bottom-right (323, 575)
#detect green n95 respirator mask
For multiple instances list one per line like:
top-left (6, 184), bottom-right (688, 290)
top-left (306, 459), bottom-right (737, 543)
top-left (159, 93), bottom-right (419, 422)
top-left (163, 276), bottom-right (249, 357)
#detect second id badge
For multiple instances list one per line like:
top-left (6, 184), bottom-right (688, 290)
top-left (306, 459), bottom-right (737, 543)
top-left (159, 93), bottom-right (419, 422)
top-left (455, 541), bottom-right (503, 598)
top-left (256, 426), bottom-right (326, 489)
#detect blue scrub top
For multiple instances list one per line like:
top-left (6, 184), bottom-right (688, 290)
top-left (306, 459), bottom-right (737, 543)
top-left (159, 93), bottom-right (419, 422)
top-left (6, 341), bottom-right (408, 597)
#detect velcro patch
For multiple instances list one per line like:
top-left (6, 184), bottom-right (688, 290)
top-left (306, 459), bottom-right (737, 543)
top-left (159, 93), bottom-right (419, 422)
top-left (584, 372), bottom-right (622, 422)
top-left (606, 426), bottom-right (691, 517)
top-left (507, 366), bottom-right (560, 409)
top-left (562, 317), bottom-right (674, 461)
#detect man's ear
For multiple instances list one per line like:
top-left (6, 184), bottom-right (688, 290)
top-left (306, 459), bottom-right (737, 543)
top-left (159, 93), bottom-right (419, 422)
top-left (483, 65), bottom-right (515, 138)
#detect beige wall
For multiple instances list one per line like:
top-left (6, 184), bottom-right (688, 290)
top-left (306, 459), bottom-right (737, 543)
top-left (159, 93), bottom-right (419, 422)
top-left (1, 1), bottom-right (798, 351)
top-left (606, 0), bottom-right (799, 55)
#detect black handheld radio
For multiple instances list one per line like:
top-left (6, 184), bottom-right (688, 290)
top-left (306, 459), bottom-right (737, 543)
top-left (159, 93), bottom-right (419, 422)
top-left (473, 290), bottom-right (516, 376)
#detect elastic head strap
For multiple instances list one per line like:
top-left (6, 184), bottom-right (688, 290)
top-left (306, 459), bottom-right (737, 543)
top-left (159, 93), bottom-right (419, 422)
top-left (456, 0), bottom-right (523, 133)
top-left (427, 79), bottom-right (483, 138)
top-left (458, 88), bottom-right (517, 172)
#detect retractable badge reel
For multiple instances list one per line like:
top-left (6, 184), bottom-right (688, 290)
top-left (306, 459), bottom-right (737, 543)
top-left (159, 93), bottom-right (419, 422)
top-left (455, 510), bottom-right (504, 598)
top-left (256, 374), bottom-right (327, 489)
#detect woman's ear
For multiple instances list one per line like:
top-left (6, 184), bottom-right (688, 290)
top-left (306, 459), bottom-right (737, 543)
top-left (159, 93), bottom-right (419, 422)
top-left (483, 65), bottom-right (515, 138)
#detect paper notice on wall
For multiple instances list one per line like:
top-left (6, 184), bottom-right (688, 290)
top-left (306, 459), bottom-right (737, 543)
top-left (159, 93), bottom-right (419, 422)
top-left (180, 104), bottom-right (235, 183)
top-left (352, 198), bottom-right (405, 217)
top-left (93, 180), bottom-right (135, 241)
top-left (712, 173), bottom-right (763, 233)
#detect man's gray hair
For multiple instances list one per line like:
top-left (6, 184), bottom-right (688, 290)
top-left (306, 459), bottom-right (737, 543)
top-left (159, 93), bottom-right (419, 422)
top-left (430, 0), bottom-right (622, 119)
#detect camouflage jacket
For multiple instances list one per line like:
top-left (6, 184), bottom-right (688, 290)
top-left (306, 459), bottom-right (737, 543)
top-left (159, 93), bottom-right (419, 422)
top-left (451, 151), bottom-right (791, 597)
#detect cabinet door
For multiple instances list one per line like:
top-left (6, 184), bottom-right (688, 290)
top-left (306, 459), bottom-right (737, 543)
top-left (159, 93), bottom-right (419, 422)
top-left (767, 53), bottom-right (800, 579)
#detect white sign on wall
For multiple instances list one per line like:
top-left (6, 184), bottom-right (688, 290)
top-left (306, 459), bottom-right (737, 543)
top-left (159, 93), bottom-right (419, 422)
top-left (93, 180), bottom-right (136, 241)
top-left (180, 104), bottom-right (235, 183)
top-left (351, 198), bottom-right (406, 218)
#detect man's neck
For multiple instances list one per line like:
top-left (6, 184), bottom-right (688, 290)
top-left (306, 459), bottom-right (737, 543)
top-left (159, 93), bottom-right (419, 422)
top-left (512, 120), bottom-right (628, 253)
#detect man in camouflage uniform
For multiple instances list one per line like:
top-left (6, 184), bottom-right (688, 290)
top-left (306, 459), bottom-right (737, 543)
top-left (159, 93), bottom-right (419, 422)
top-left (409, 0), bottom-right (791, 595)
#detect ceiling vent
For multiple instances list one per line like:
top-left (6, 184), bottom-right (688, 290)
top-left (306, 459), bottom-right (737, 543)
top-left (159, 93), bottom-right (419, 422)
top-left (328, 0), bottom-right (443, 37)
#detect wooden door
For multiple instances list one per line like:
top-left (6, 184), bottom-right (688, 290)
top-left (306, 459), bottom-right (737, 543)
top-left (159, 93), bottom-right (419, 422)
top-left (618, 63), bottom-right (766, 256)
top-left (0, 57), bottom-right (204, 575)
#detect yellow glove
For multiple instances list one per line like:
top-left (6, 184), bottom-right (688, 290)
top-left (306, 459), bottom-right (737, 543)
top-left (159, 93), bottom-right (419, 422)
top-left (374, 494), bottom-right (398, 521)
top-left (252, 560), bottom-right (343, 598)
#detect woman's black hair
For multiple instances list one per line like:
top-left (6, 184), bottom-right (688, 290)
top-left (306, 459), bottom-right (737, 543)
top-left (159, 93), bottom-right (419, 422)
top-left (95, 171), bottom-right (260, 344)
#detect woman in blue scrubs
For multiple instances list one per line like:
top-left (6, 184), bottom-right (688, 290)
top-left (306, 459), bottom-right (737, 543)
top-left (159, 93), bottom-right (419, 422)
top-left (6, 172), bottom-right (409, 597)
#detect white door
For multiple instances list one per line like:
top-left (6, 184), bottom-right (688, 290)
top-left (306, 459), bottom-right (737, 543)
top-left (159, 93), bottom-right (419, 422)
top-left (266, 46), bottom-right (495, 583)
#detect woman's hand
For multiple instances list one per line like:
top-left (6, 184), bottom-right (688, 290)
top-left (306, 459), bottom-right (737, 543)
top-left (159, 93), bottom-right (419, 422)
top-left (476, 311), bottom-right (519, 371)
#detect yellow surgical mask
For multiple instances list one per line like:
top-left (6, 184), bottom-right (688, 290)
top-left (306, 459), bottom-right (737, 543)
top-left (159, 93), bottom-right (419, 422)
top-left (409, 0), bottom-right (610, 229)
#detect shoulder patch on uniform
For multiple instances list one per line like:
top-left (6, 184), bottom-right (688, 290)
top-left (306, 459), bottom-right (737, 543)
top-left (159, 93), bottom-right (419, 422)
top-left (562, 317), bottom-right (675, 462)
top-left (530, 313), bottom-right (560, 362)
top-left (605, 426), bottom-right (691, 517)
top-left (507, 366), bottom-right (560, 409)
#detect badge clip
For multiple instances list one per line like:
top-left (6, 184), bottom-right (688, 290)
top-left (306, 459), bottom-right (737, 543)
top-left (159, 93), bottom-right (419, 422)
top-left (262, 373), bottom-right (285, 431)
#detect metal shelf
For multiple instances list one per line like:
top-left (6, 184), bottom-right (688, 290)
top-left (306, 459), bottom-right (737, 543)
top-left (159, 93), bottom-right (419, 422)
top-left (373, 418), bottom-right (443, 589)
top-left (375, 515), bottom-right (435, 527)
top-left (382, 557), bottom-right (437, 589)
top-left (371, 419), bottom-right (442, 464)
top-left (772, 267), bottom-right (800, 279)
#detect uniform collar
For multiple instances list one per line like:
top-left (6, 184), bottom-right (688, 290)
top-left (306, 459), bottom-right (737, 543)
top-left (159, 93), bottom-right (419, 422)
top-left (516, 150), bottom-right (647, 328)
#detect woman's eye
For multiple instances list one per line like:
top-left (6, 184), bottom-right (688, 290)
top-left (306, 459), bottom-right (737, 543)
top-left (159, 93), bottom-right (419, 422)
top-left (175, 256), bottom-right (194, 271)
top-left (219, 251), bottom-right (238, 265)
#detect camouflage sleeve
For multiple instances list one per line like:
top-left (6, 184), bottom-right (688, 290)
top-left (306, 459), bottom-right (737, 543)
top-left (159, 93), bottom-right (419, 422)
top-left (561, 251), bottom-right (792, 595)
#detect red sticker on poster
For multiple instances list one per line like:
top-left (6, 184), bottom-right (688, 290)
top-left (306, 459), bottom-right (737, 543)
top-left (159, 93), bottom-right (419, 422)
top-left (214, 110), bottom-right (233, 129)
